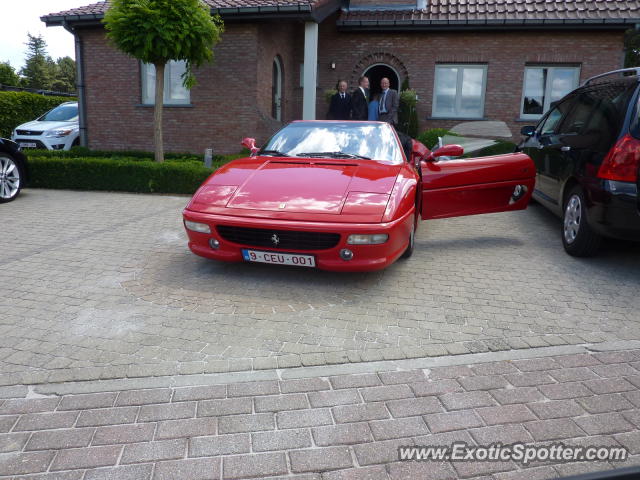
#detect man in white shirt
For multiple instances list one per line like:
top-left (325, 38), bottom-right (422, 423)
top-left (378, 77), bottom-right (399, 126)
top-left (351, 76), bottom-right (370, 120)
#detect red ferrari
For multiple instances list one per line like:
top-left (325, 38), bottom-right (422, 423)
top-left (183, 121), bottom-right (535, 271)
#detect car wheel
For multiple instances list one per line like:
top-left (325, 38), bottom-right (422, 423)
top-left (400, 220), bottom-right (415, 259)
top-left (0, 154), bottom-right (23, 203)
top-left (562, 186), bottom-right (601, 257)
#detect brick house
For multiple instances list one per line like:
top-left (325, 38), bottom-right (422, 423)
top-left (43, 0), bottom-right (640, 154)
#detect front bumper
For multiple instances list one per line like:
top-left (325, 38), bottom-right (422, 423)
top-left (11, 134), bottom-right (77, 151)
top-left (587, 180), bottom-right (640, 241)
top-left (182, 209), bottom-right (415, 272)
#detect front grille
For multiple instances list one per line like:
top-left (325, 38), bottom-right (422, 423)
top-left (16, 130), bottom-right (43, 136)
top-left (217, 225), bottom-right (340, 250)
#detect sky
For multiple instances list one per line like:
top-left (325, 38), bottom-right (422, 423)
top-left (0, 1), bottom-right (91, 71)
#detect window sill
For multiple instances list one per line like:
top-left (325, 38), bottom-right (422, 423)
top-left (136, 104), bottom-right (194, 108)
top-left (426, 116), bottom-right (487, 121)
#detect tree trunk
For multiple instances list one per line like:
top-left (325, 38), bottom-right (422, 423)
top-left (154, 62), bottom-right (165, 163)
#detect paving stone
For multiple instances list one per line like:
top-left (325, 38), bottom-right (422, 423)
top-left (553, 354), bottom-right (601, 368)
top-left (0, 415), bottom-right (17, 433)
top-left (452, 459), bottom-right (515, 478)
top-left (76, 406), bottom-right (139, 427)
top-left (494, 466), bottom-right (567, 480)
top-left (253, 428), bottom-right (312, 451)
top-left (490, 387), bottom-right (545, 405)
top-left (386, 461), bottom-right (457, 480)
top-left (476, 404), bottom-right (536, 425)
top-left (538, 382), bottom-right (593, 400)
top-left (138, 402), bottom-right (196, 422)
top-left (115, 388), bottom-right (172, 406)
top-left (309, 389), bottom-right (360, 408)
top-left (92, 423), bottom-right (156, 446)
top-left (439, 391), bottom-right (496, 410)
top-left (25, 427), bottom-right (94, 451)
top-left (228, 380), bottom-right (279, 397)
top-left (198, 397), bottom-right (252, 417)
top-left (593, 351), bottom-right (640, 364)
top-left (576, 393), bottom-right (635, 414)
top-left (0, 398), bottom-right (59, 414)
top-left (512, 357), bottom-right (561, 372)
top-left (369, 417), bottom-right (429, 440)
top-left (223, 452), bottom-right (287, 479)
top-left (28, 471), bottom-right (94, 480)
top-left (427, 365), bottom-right (475, 379)
top-left (471, 361), bottom-right (519, 376)
top-left (218, 413), bottom-right (275, 434)
top-left (172, 385), bottom-right (226, 402)
top-left (353, 439), bottom-right (405, 466)
top-left (469, 424), bottom-right (533, 444)
top-left (85, 464), bottom-right (154, 480)
top-left (332, 403), bottom-right (389, 424)
top-left (280, 378), bottom-right (331, 393)
top-left (458, 374), bottom-right (509, 390)
top-left (0, 432), bottom-right (30, 452)
top-left (255, 393), bottom-right (309, 412)
top-left (410, 379), bottom-right (463, 396)
top-left (548, 367), bottom-right (599, 383)
top-left (524, 418), bottom-right (587, 441)
top-left (528, 399), bottom-right (587, 419)
top-left (360, 385), bottom-right (413, 402)
top-left (574, 412), bottom-right (635, 435)
top-left (156, 417), bottom-right (217, 439)
top-left (322, 465), bottom-right (389, 480)
top-left (190, 433), bottom-right (251, 457)
top-left (312, 422), bottom-right (372, 446)
top-left (423, 409), bottom-right (484, 433)
top-left (504, 372), bottom-right (556, 387)
top-left (290, 447), bottom-right (353, 473)
top-left (614, 431), bottom-right (640, 455)
top-left (14, 411), bottom-right (78, 431)
top-left (277, 409), bottom-right (333, 429)
top-left (0, 451), bottom-right (55, 475)
top-left (584, 378), bottom-right (636, 394)
top-left (329, 374), bottom-right (381, 390)
top-left (623, 409), bottom-right (640, 428)
top-left (58, 392), bottom-right (117, 411)
top-left (121, 438), bottom-right (186, 464)
top-left (385, 397), bottom-right (442, 417)
top-left (624, 390), bottom-right (640, 408)
top-left (378, 370), bottom-right (426, 385)
top-left (153, 458), bottom-right (220, 480)
top-left (50, 445), bottom-right (121, 471)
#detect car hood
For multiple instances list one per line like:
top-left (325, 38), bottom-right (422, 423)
top-left (15, 120), bottom-right (78, 132)
top-left (188, 157), bottom-right (400, 219)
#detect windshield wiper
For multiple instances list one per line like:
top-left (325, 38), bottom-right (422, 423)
top-left (259, 150), bottom-right (289, 157)
top-left (296, 151), bottom-right (371, 160)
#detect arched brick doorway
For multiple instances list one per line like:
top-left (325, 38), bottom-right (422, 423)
top-left (364, 64), bottom-right (400, 99)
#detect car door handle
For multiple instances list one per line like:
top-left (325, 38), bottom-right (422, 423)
top-left (560, 146), bottom-right (571, 152)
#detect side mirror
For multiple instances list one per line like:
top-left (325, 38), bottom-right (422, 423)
top-left (241, 137), bottom-right (259, 156)
top-left (520, 125), bottom-right (536, 137)
top-left (426, 144), bottom-right (464, 161)
top-left (411, 140), bottom-right (430, 164)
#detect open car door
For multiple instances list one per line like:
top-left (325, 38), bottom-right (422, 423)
top-left (420, 147), bottom-right (536, 220)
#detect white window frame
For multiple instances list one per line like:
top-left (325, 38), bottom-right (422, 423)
top-left (520, 65), bottom-right (580, 120)
top-left (432, 64), bottom-right (488, 119)
top-left (141, 60), bottom-right (190, 106)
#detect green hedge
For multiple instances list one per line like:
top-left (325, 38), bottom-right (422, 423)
top-left (27, 156), bottom-right (216, 194)
top-left (416, 128), bottom-right (459, 150)
top-left (0, 91), bottom-right (76, 138)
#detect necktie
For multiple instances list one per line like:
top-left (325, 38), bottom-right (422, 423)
top-left (341, 93), bottom-right (345, 100)
top-left (380, 90), bottom-right (388, 114)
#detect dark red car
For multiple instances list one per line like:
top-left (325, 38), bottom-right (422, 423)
top-left (183, 121), bottom-right (535, 271)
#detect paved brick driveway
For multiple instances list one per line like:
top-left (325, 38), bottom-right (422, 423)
top-left (2, 189), bottom-right (640, 385)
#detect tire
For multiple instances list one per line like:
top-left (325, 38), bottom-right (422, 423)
top-left (400, 219), bottom-right (415, 259)
top-left (0, 154), bottom-right (23, 203)
top-left (562, 186), bottom-right (602, 257)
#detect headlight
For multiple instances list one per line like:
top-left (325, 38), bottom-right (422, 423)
top-left (45, 129), bottom-right (75, 138)
top-left (347, 234), bottom-right (388, 245)
top-left (184, 220), bottom-right (211, 234)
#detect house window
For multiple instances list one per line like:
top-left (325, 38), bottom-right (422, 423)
top-left (521, 66), bottom-right (580, 119)
top-left (432, 64), bottom-right (487, 119)
top-left (141, 60), bottom-right (190, 105)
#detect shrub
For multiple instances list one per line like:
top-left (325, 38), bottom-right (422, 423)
top-left (416, 128), bottom-right (459, 150)
top-left (461, 140), bottom-right (517, 158)
top-left (324, 89), bottom-right (337, 105)
top-left (0, 91), bottom-right (76, 138)
top-left (398, 89), bottom-right (419, 138)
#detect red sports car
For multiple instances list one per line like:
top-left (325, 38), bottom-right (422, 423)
top-left (183, 121), bottom-right (535, 271)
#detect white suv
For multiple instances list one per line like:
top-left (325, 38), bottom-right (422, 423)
top-left (11, 102), bottom-right (79, 150)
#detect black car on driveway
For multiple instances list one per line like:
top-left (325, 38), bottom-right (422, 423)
top-left (518, 68), bottom-right (640, 256)
top-left (0, 138), bottom-right (28, 203)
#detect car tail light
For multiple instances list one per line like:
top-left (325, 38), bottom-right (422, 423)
top-left (597, 134), bottom-right (640, 182)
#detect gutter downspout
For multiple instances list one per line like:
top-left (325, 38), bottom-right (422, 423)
top-left (63, 21), bottom-right (88, 148)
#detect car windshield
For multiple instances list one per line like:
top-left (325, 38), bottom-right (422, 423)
top-left (260, 121), bottom-right (404, 164)
top-left (39, 104), bottom-right (78, 122)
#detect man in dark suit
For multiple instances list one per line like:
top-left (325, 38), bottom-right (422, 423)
top-left (350, 76), bottom-right (369, 120)
top-left (378, 77), bottom-right (400, 126)
top-left (327, 80), bottom-right (352, 120)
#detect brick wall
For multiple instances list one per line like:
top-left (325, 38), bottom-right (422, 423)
top-left (315, 18), bottom-right (625, 140)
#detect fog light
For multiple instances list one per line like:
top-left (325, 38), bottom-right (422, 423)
top-left (347, 234), bottom-right (388, 245)
top-left (209, 238), bottom-right (220, 249)
top-left (339, 248), bottom-right (354, 261)
top-left (184, 220), bottom-right (211, 234)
